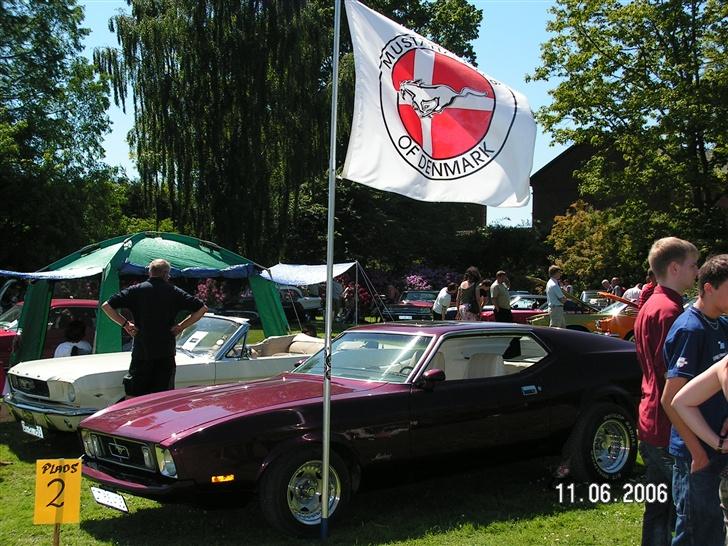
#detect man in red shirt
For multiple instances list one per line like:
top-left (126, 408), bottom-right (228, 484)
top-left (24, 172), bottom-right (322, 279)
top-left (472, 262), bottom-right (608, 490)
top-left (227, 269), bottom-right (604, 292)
top-left (634, 237), bottom-right (699, 546)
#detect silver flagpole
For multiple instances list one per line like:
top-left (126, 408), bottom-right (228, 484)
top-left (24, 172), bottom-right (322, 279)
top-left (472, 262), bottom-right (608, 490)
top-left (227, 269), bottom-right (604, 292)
top-left (321, 0), bottom-right (342, 539)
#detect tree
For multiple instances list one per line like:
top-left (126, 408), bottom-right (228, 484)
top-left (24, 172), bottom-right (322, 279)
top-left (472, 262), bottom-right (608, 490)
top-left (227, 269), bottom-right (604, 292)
top-left (531, 0), bottom-right (728, 264)
top-left (94, 0), bottom-right (483, 265)
top-left (0, 0), bottom-right (126, 269)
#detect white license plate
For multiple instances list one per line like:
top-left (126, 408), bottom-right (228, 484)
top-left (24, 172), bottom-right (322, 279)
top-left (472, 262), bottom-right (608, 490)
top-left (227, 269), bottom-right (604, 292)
top-left (91, 486), bottom-right (129, 513)
top-left (398, 315), bottom-right (413, 320)
top-left (21, 420), bottom-right (44, 439)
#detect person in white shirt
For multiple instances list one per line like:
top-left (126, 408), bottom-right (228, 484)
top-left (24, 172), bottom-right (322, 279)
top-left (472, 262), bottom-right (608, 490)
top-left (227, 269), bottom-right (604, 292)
top-left (622, 281), bottom-right (643, 302)
top-left (546, 265), bottom-right (567, 328)
top-left (432, 283), bottom-right (458, 320)
top-left (54, 319), bottom-right (92, 357)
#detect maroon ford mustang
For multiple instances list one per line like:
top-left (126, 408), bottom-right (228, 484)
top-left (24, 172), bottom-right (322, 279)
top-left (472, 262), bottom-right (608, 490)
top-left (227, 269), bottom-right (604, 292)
top-left (80, 321), bottom-right (640, 536)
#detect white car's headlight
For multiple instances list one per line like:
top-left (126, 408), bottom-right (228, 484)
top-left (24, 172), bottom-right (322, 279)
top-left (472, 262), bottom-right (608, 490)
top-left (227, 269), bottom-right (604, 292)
top-left (47, 380), bottom-right (77, 403)
top-left (155, 446), bottom-right (177, 478)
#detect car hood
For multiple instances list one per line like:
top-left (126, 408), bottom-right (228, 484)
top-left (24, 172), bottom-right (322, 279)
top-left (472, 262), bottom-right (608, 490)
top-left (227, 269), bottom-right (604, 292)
top-left (9, 351), bottom-right (202, 383)
top-left (81, 375), bottom-right (384, 443)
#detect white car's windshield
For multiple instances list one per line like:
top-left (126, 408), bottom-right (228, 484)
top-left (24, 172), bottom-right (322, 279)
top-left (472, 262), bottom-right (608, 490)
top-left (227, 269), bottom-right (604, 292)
top-left (0, 304), bottom-right (21, 330)
top-left (176, 316), bottom-right (242, 355)
top-left (294, 332), bottom-right (432, 383)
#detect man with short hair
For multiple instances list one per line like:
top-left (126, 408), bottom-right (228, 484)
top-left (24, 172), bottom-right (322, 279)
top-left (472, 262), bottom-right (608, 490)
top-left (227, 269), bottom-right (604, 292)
top-left (102, 259), bottom-right (208, 396)
top-left (432, 282), bottom-right (457, 320)
top-left (611, 276), bottom-right (624, 297)
top-left (546, 265), bottom-right (566, 328)
top-left (490, 270), bottom-right (512, 322)
top-left (661, 253), bottom-right (728, 546)
top-left (635, 237), bottom-right (699, 546)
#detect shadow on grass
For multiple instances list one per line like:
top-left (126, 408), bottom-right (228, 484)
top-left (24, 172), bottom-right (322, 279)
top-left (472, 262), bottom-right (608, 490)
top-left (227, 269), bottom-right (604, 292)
top-left (0, 420), bottom-right (82, 463)
top-left (1, 412), bottom-right (646, 544)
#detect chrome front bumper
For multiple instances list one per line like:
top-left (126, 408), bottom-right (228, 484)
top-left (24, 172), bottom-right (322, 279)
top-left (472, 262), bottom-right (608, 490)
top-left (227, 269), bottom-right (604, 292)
top-left (2, 392), bottom-right (97, 432)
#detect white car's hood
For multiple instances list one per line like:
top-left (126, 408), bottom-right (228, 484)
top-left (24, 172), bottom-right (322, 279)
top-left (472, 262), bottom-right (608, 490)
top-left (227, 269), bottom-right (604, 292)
top-left (9, 351), bottom-right (202, 383)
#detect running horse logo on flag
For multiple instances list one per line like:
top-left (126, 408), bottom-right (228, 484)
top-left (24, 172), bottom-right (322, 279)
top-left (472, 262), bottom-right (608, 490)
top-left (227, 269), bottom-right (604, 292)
top-left (342, 0), bottom-right (536, 207)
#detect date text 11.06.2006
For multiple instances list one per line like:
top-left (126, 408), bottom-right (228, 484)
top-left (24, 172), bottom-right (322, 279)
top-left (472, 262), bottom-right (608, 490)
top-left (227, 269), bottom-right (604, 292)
top-left (556, 482), bottom-right (669, 504)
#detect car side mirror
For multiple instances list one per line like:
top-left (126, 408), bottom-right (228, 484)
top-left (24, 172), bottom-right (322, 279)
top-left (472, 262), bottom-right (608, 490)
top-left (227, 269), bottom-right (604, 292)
top-left (416, 368), bottom-right (446, 389)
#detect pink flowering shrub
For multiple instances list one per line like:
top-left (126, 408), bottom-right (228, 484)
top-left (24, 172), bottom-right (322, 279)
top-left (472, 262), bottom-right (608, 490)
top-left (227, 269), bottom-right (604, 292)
top-left (196, 279), bottom-right (225, 307)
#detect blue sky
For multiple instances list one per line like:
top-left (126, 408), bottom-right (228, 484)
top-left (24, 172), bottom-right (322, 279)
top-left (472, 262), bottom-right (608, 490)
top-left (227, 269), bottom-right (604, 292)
top-left (80, 0), bottom-right (566, 226)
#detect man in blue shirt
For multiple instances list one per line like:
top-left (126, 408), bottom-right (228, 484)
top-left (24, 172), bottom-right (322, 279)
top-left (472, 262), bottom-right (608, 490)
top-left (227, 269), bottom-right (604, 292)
top-left (662, 254), bottom-right (728, 546)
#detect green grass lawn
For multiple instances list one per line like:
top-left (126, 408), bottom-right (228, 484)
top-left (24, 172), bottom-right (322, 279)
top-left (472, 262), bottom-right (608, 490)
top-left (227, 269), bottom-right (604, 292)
top-left (0, 417), bottom-right (645, 545)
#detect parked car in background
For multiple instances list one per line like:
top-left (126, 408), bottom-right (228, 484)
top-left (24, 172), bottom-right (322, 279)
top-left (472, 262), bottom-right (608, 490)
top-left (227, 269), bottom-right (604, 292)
top-left (278, 285), bottom-right (322, 320)
top-left (528, 297), bottom-right (606, 332)
top-left (383, 289), bottom-right (439, 321)
top-left (594, 292), bottom-right (640, 341)
top-left (80, 321), bottom-right (640, 537)
top-left (480, 294), bottom-right (547, 324)
top-left (580, 290), bottom-right (611, 310)
top-left (3, 314), bottom-right (323, 437)
top-left (0, 298), bottom-right (98, 374)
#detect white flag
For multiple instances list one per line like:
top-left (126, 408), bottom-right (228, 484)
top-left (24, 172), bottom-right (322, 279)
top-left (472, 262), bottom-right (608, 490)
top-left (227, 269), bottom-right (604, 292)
top-left (342, 0), bottom-right (536, 207)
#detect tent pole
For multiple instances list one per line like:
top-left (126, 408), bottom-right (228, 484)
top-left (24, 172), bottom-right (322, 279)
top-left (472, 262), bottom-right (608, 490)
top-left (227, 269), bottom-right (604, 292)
top-left (354, 261), bottom-right (358, 324)
top-left (321, 0), bottom-right (342, 539)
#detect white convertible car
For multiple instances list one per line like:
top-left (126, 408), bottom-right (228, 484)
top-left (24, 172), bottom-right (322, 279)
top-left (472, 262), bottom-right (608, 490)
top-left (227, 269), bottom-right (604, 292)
top-left (2, 314), bottom-right (323, 437)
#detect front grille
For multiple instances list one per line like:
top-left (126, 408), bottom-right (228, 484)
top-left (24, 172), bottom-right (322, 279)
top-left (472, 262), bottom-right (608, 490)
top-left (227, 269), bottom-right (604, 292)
top-left (9, 375), bottom-right (50, 398)
top-left (93, 434), bottom-right (155, 472)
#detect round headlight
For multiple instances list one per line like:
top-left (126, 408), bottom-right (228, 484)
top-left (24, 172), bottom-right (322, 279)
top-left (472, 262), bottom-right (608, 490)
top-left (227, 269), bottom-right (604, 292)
top-left (67, 383), bottom-right (76, 403)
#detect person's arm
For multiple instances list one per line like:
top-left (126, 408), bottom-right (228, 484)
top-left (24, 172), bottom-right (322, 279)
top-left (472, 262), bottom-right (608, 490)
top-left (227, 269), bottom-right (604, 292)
top-left (171, 305), bottom-right (208, 336)
top-left (662, 377), bottom-right (710, 472)
top-left (101, 301), bottom-right (137, 337)
top-left (492, 285), bottom-right (500, 312)
top-left (672, 359), bottom-right (728, 452)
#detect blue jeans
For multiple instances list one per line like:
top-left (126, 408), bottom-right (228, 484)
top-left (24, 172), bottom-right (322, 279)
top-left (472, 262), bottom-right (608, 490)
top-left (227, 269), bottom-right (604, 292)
top-left (639, 442), bottom-right (675, 546)
top-left (672, 455), bottom-right (724, 546)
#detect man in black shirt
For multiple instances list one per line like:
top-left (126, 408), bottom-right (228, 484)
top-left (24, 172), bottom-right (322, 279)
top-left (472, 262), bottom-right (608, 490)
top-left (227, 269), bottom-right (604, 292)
top-left (102, 259), bottom-right (207, 396)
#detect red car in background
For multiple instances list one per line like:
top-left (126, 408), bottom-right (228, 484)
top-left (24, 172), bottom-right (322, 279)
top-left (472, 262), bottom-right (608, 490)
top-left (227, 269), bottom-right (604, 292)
top-left (0, 299), bottom-right (98, 385)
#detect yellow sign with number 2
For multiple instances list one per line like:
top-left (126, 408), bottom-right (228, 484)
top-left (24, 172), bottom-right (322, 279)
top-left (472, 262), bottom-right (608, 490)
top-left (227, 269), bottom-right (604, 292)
top-left (34, 458), bottom-right (82, 524)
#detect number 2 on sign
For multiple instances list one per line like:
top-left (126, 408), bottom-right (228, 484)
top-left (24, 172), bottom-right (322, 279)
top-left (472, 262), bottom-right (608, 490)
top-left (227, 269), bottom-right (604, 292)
top-left (33, 458), bottom-right (81, 524)
top-left (46, 478), bottom-right (65, 508)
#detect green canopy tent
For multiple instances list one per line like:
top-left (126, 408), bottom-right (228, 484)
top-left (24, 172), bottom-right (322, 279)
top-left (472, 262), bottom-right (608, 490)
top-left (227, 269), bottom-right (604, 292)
top-left (4, 232), bottom-right (288, 365)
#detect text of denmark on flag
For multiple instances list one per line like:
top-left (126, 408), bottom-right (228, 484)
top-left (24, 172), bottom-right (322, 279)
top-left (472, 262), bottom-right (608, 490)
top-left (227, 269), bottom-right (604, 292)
top-left (341, 0), bottom-right (536, 207)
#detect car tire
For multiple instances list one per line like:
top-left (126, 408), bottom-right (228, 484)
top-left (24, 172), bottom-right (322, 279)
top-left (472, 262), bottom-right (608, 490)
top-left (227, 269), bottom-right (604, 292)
top-left (259, 447), bottom-right (351, 537)
top-left (566, 402), bottom-right (637, 482)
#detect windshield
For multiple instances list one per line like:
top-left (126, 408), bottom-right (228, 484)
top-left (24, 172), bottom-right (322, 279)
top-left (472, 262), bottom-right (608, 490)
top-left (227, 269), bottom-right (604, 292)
top-left (294, 331), bottom-right (432, 383)
top-left (176, 316), bottom-right (243, 356)
top-left (602, 301), bottom-right (628, 315)
top-left (401, 291), bottom-right (437, 302)
top-left (510, 296), bottom-right (543, 310)
top-left (0, 304), bottom-right (22, 331)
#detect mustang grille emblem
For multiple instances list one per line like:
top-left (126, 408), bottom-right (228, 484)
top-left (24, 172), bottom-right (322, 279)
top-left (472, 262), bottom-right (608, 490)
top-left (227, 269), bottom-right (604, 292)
top-left (107, 440), bottom-right (130, 460)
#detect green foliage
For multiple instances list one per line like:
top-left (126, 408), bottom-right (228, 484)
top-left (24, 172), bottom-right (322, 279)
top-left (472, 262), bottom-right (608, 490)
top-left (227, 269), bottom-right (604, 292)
top-left (531, 0), bottom-right (728, 268)
top-left (0, 0), bottom-right (129, 270)
top-left (95, 0), bottom-right (484, 265)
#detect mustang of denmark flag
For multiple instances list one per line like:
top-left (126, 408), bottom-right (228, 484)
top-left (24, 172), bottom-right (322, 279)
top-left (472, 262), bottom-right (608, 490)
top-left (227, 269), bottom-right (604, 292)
top-left (341, 0), bottom-right (536, 207)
